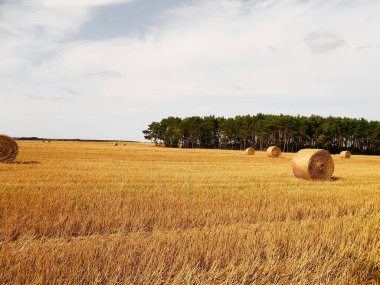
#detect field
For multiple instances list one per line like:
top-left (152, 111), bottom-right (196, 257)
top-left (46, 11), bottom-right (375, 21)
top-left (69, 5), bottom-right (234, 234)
top-left (0, 141), bottom-right (379, 284)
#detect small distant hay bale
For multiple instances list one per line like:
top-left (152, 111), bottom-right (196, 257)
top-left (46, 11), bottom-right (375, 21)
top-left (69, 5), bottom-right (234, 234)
top-left (114, 142), bottom-right (118, 146)
top-left (267, 146), bottom-right (281, 157)
top-left (245, 147), bottom-right (255, 155)
top-left (340, 150), bottom-right (351, 159)
top-left (292, 149), bottom-right (334, 180)
top-left (0, 135), bottom-right (18, 163)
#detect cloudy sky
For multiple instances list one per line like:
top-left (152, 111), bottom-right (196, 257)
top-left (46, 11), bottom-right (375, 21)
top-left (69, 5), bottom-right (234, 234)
top-left (1, 0), bottom-right (379, 141)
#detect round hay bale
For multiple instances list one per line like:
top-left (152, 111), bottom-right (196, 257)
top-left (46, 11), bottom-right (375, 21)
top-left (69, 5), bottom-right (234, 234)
top-left (245, 147), bottom-right (255, 155)
top-left (292, 149), bottom-right (334, 180)
top-left (340, 150), bottom-right (351, 159)
top-left (267, 146), bottom-right (281, 157)
top-left (114, 142), bottom-right (118, 146)
top-left (0, 135), bottom-right (18, 163)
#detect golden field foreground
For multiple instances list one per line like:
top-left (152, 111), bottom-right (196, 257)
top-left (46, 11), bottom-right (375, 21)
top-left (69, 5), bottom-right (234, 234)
top-left (0, 141), bottom-right (379, 285)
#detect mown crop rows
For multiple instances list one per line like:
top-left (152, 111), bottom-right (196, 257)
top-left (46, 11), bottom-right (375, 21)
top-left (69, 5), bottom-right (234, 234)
top-left (0, 141), bottom-right (379, 284)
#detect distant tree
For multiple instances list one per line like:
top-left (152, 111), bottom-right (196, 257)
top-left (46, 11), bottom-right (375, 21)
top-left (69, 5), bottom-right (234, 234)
top-left (142, 114), bottom-right (380, 155)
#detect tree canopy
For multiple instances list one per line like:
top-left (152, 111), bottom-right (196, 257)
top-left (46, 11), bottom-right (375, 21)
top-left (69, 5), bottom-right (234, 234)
top-left (143, 114), bottom-right (380, 155)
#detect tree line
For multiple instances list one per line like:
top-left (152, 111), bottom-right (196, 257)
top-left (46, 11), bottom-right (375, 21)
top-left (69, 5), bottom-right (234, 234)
top-left (143, 114), bottom-right (380, 155)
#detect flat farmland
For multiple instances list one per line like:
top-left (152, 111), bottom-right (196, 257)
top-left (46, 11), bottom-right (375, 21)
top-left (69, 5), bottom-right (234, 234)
top-left (0, 141), bottom-right (379, 284)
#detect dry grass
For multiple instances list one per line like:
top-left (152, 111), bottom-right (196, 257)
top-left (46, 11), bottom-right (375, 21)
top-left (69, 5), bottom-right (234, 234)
top-left (0, 141), bottom-right (379, 284)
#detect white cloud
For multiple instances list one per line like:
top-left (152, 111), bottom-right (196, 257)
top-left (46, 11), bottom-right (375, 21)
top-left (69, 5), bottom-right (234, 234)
top-left (1, 0), bottom-right (380, 140)
top-left (0, 0), bottom-right (134, 74)
top-left (304, 32), bottom-right (344, 53)
top-left (40, 0), bottom-right (133, 6)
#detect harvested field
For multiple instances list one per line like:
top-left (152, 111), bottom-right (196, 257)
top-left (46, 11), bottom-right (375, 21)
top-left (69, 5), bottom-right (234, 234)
top-left (0, 141), bottom-right (379, 284)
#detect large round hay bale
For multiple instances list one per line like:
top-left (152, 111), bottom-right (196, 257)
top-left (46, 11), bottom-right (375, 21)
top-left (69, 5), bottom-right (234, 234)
top-left (0, 135), bottom-right (18, 163)
top-left (292, 149), bottom-right (334, 180)
top-left (267, 146), bottom-right (281, 157)
top-left (114, 142), bottom-right (118, 146)
top-left (340, 150), bottom-right (351, 159)
top-left (245, 147), bottom-right (255, 155)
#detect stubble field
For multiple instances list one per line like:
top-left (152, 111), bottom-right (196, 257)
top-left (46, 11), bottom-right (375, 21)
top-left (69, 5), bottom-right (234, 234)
top-left (0, 141), bottom-right (379, 284)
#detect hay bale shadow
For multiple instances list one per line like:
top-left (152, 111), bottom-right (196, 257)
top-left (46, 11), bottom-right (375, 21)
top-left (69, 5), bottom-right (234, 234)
top-left (8, 161), bottom-right (40, 165)
top-left (295, 176), bottom-right (341, 182)
top-left (330, 176), bottom-right (341, 181)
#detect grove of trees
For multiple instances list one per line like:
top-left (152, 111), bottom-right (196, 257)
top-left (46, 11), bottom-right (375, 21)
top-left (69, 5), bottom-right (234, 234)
top-left (143, 114), bottom-right (380, 155)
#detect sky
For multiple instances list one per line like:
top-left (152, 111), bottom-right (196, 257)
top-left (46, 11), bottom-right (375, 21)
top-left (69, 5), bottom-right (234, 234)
top-left (1, 0), bottom-right (380, 141)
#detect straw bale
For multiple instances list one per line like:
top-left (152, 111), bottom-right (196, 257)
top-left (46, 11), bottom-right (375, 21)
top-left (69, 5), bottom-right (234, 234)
top-left (0, 135), bottom-right (18, 163)
top-left (293, 149), bottom-right (334, 180)
top-left (340, 150), bottom-right (351, 159)
top-left (267, 146), bottom-right (281, 157)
